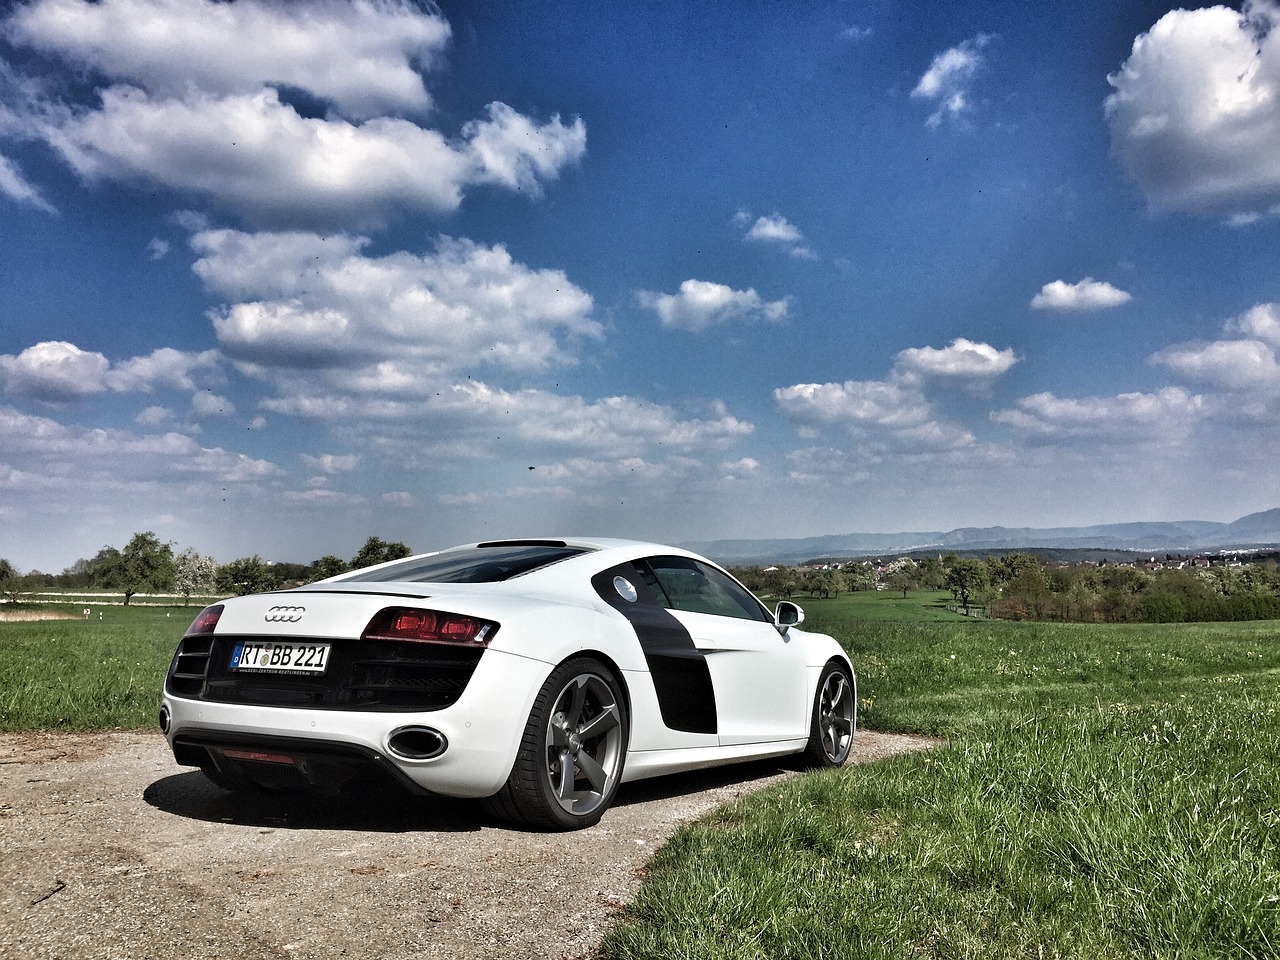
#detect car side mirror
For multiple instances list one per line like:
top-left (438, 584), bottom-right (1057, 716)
top-left (774, 600), bottom-right (804, 634)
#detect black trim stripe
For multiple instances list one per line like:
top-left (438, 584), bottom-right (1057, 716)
top-left (592, 563), bottom-right (717, 735)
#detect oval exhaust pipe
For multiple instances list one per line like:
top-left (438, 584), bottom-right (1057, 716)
top-left (158, 704), bottom-right (171, 734)
top-left (387, 726), bottom-right (448, 761)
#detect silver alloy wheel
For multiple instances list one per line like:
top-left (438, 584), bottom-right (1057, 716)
top-left (544, 672), bottom-right (625, 817)
top-left (817, 669), bottom-right (855, 763)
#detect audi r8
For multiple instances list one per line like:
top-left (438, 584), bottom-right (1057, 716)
top-left (160, 538), bottom-right (856, 829)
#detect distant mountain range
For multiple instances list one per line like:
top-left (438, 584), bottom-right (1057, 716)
top-left (682, 508), bottom-right (1280, 567)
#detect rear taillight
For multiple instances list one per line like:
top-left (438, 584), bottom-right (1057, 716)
top-left (186, 604), bottom-right (224, 635)
top-left (361, 607), bottom-right (498, 647)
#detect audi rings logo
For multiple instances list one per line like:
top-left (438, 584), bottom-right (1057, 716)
top-left (264, 605), bottom-right (306, 623)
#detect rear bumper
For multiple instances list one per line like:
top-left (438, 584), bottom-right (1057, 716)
top-left (162, 648), bottom-right (552, 798)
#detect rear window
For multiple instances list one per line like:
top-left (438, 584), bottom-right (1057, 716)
top-left (337, 542), bottom-right (589, 584)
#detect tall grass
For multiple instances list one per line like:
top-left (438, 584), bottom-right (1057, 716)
top-left (0, 605), bottom-right (184, 730)
top-left (603, 610), bottom-right (1280, 959)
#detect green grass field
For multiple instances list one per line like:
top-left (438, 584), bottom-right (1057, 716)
top-left (795, 588), bottom-right (971, 623)
top-left (0, 604), bottom-right (188, 730)
top-left (4, 592), bottom-right (1278, 957)
top-left (602, 598), bottom-right (1280, 959)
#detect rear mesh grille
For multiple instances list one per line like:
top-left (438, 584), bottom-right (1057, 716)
top-left (168, 636), bottom-right (214, 697)
top-left (165, 635), bottom-right (483, 711)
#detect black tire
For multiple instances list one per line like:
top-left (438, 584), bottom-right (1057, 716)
top-left (484, 657), bottom-right (628, 830)
top-left (801, 660), bottom-right (856, 768)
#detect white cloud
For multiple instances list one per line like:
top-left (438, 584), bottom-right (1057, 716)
top-left (463, 102), bottom-right (588, 197)
top-left (213, 301), bottom-right (358, 370)
top-left (104, 347), bottom-right (222, 392)
top-left (0, 341), bottom-right (109, 401)
top-left (1152, 339), bottom-right (1280, 391)
top-left (382, 491), bottom-right (415, 508)
top-left (775, 379), bottom-right (932, 430)
top-left (135, 405), bottom-right (175, 428)
top-left (4, 0), bottom-right (585, 228)
top-left (0, 153), bottom-right (56, 212)
top-left (1151, 301), bottom-right (1280, 394)
top-left (775, 336), bottom-right (1015, 452)
top-left (1030, 278), bottom-right (1133, 312)
top-left (282, 488), bottom-right (367, 507)
top-left (773, 380), bottom-right (976, 453)
top-left (1106, 2), bottom-right (1280, 218)
top-left (0, 341), bottom-right (222, 403)
top-left (636, 279), bottom-right (790, 332)
top-left (190, 229), bottom-right (367, 300)
top-left (6, 0), bottom-right (450, 121)
top-left (194, 230), bottom-right (600, 378)
top-left (35, 88), bottom-right (584, 229)
top-left (784, 446), bottom-right (871, 484)
top-left (911, 35), bottom-right (993, 128)
top-left (991, 387), bottom-right (1205, 442)
top-left (895, 338), bottom-right (1018, 383)
top-left (1228, 302), bottom-right (1280, 347)
top-left (746, 215), bottom-right (802, 244)
top-left (0, 404), bottom-right (284, 484)
top-left (1229, 212), bottom-right (1264, 227)
top-left (719, 457), bottom-right (760, 481)
top-left (540, 457), bottom-right (674, 484)
top-left (438, 492), bottom-right (483, 508)
top-left (301, 453), bottom-right (360, 474)
top-left (260, 378), bottom-right (753, 466)
top-left (737, 211), bottom-right (816, 259)
top-left (191, 391), bottom-right (235, 417)
top-left (434, 385), bottom-right (753, 456)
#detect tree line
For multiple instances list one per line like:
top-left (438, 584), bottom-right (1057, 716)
top-left (731, 557), bottom-right (950, 601)
top-left (981, 553), bottom-right (1280, 624)
top-left (731, 552), bottom-right (1280, 624)
top-left (0, 533), bottom-right (413, 605)
top-left (8, 537), bottom-right (1279, 623)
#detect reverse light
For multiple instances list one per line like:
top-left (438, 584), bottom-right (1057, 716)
top-left (361, 607), bottom-right (498, 647)
top-left (186, 604), bottom-right (224, 636)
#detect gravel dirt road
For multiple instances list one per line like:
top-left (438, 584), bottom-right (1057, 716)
top-left (0, 729), bottom-right (936, 960)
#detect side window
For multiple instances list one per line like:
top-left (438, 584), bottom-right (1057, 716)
top-left (629, 560), bottom-right (670, 607)
top-left (644, 557), bottom-right (770, 622)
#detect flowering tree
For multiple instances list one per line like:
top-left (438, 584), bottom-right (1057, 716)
top-left (173, 547), bottom-right (218, 605)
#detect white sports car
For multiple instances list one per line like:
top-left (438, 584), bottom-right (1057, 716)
top-left (161, 538), bottom-right (856, 829)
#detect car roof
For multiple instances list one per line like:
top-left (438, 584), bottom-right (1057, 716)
top-left (304, 537), bottom-right (712, 591)
top-left (425, 537), bottom-right (708, 570)
top-left (422, 536), bottom-right (693, 558)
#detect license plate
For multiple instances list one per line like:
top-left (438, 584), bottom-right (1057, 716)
top-left (231, 641), bottom-right (331, 674)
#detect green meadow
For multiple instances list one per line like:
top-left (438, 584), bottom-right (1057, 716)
top-left (3, 593), bottom-right (1277, 957)
top-left (602, 595), bottom-right (1280, 959)
top-left (0, 604), bottom-right (186, 730)
top-left (798, 587), bottom-right (968, 623)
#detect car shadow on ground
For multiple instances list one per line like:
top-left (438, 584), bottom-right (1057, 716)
top-left (144, 756), bottom-right (798, 834)
top-left (143, 770), bottom-right (486, 833)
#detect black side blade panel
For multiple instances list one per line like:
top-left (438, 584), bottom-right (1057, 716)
top-left (591, 565), bottom-right (717, 735)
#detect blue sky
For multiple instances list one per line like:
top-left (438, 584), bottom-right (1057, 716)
top-left (2, 0), bottom-right (1280, 572)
